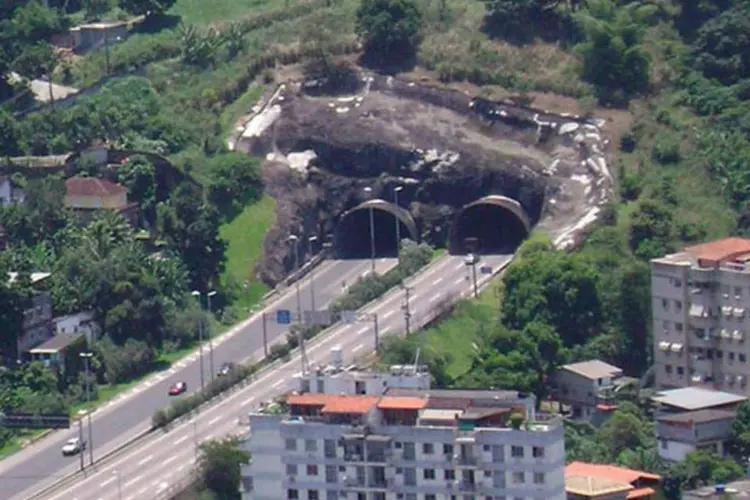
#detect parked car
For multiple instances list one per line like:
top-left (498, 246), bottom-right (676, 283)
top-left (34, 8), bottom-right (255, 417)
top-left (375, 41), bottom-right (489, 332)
top-left (168, 381), bottom-right (187, 396)
top-left (218, 362), bottom-right (235, 377)
top-left (61, 437), bottom-right (86, 456)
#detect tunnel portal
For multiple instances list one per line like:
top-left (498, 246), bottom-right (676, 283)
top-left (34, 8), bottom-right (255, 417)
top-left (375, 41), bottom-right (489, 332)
top-left (449, 196), bottom-right (531, 255)
top-left (334, 200), bottom-right (418, 259)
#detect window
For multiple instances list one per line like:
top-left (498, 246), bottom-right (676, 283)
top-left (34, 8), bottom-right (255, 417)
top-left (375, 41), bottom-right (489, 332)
top-left (287, 464), bottom-right (298, 475)
top-left (742, 354), bottom-right (747, 363)
top-left (423, 468), bottom-right (436, 480)
top-left (736, 287), bottom-right (743, 297)
top-left (443, 444), bottom-right (454, 455)
top-left (676, 322), bottom-right (683, 332)
top-left (674, 278), bottom-right (682, 287)
top-left (286, 439), bottom-right (297, 451)
top-left (511, 446), bottom-right (524, 458)
top-left (423, 443), bottom-right (434, 454)
top-left (665, 364), bottom-right (673, 374)
top-left (660, 439), bottom-right (668, 450)
top-left (730, 352), bottom-right (736, 361)
top-left (445, 469), bottom-right (455, 480)
top-left (533, 472), bottom-right (545, 484)
top-left (513, 472), bottom-right (525, 484)
top-left (308, 491), bottom-right (319, 500)
top-left (532, 446), bottom-right (544, 458)
top-left (288, 489), bottom-right (299, 499)
top-left (326, 492), bottom-right (338, 500)
top-left (677, 366), bottom-right (685, 375)
top-left (662, 298), bottom-right (669, 310)
top-left (484, 470), bottom-right (492, 478)
top-left (307, 464), bottom-right (318, 476)
top-left (305, 439), bottom-right (317, 452)
top-left (663, 320), bottom-right (671, 331)
top-left (675, 300), bottom-right (682, 311)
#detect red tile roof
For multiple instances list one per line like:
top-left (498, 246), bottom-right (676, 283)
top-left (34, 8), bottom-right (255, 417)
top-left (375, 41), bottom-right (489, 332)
top-left (628, 487), bottom-right (657, 499)
top-left (377, 397), bottom-right (426, 411)
top-left (287, 393), bottom-right (379, 414)
top-left (287, 394), bottom-right (331, 407)
top-left (566, 462), bottom-right (662, 484)
top-left (685, 238), bottom-right (750, 264)
top-left (65, 176), bottom-right (127, 197)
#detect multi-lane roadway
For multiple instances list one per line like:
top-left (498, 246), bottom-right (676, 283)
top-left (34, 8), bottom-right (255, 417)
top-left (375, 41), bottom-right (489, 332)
top-left (2, 258), bottom-right (397, 500)
top-left (31, 253), bottom-right (512, 500)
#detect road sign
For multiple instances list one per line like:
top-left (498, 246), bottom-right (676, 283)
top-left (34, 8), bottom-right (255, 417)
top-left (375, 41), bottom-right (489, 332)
top-left (304, 310), bottom-right (332, 326)
top-left (480, 266), bottom-right (493, 275)
top-left (341, 310), bottom-right (358, 324)
top-left (276, 309), bottom-right (291, 325)
top-left (0, 412), bottom-right (70, 429)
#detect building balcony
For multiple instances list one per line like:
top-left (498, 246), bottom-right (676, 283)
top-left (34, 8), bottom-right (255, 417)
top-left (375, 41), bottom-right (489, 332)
top-left (459, 481), bottom-right (479, 492)
top-left (454, 454), bottom-right (478, 466)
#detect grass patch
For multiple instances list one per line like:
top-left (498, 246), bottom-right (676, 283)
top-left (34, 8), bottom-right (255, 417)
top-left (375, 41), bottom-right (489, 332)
top-left (219, 84), bottom-right (264, 137)
top-left (170, 0), bottom-right (282, 25)
top-left (219, 195), bottom-right (276, 309)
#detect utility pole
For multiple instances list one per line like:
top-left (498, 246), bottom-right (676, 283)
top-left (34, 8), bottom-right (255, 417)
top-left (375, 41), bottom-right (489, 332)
top-left (192, 291), bottom-right (205, 390)
top-left (403, 285), bottom-right (412, 335)
top-left (78, 419), bottom-right (84, 472)
top-left (262, 312), bottom-right (268, 358)
top-left (394, 186), bottom-right (403, 263)
top-left (289, 234), bottom-right (308, 374)
top-left (80, 352), bottom-right (94, 467)
top-left (207, 291), bottom-right (217, 383)
top-left (308, 236), bottom-right (318, 312)
top-left (364, 186), bottom-right (376, 274)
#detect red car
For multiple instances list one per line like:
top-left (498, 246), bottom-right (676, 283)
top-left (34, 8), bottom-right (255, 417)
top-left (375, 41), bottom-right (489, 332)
top-left (168, 381), bottom-right (187, 396)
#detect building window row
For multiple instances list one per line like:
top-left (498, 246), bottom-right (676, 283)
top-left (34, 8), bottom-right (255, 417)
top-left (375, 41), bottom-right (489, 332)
top-left (287, 489), bottom-right (536, 500)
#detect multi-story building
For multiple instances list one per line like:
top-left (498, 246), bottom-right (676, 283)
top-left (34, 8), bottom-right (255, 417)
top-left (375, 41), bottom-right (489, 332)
top-left (651, 237), bottom-right (750, 396)
top-left (241, 348), bottom-right (565, 500)
top-left (553, 359), bottom-right (626, 422)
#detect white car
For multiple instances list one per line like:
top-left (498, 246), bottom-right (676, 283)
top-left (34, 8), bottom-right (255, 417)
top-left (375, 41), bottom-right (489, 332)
top-left (61, 437), bottom-right (86, 456)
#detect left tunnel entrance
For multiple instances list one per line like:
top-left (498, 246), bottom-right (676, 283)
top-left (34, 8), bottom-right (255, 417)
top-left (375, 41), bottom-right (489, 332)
top-left (335, 207), bottom-right (415, 259)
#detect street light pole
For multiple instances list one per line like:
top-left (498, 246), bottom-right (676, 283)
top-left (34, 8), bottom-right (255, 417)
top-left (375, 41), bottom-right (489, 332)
top-left (113, 470), bottom-right (122, 500)
top-left (191, 290), bottom-right (205, 391)
top-left (289, 234), bottom-right (308, 374)
top-left (308, 236), bottom-right (318, 312)
top-left (207, 291), bottom-right (217, 383)
top-left (364, 186), bottom-right (376, 274)
top-left (394, 186), bottom-right (403, 264)
top-left (80, 352), bottom-right (94, 467)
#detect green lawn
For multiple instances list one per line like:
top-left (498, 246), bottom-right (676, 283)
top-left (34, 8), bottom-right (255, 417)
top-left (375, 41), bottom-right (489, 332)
top-left (219, 195), bottom-right (276, 309)
top-left (170, 0), bottom-right (279, 24)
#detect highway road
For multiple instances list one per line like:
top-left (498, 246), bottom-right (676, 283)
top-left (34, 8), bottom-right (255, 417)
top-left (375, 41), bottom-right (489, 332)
top-left (2, 258), bottom-right (397, 500)
top-left (33, 253), bottom-right (512, 500)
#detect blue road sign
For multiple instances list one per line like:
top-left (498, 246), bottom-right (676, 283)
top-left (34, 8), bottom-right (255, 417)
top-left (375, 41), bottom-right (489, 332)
top-left (276, 309), bottom-right (291, 325)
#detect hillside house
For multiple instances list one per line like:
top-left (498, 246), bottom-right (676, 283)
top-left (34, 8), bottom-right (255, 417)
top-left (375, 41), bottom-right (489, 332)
top-left (64, 176), bottom-right (138, 223)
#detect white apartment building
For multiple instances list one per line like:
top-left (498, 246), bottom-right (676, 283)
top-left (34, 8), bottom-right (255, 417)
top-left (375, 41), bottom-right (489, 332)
top-left (241, 348), bottom-right (565, 500)
top-left (651, 237), bottom-right (750, 395)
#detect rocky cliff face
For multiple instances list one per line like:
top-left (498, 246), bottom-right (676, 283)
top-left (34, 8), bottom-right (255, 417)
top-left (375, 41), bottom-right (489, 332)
top-left (237, 72), bottom-right (613, 286)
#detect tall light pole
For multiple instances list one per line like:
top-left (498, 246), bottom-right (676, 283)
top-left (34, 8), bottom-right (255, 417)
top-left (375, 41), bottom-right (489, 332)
top-left (206, 290), bottom-right (217, 382)
top-left (308, 236), bottom-right (318, 312)
top-left (113, 470), bottom-right (122, 500)
top-left (191, 290), bottom-right (206, 391)
top-left (288, 234), bottom-right (308, 374)
top-left (79, 352), bottom-right (94, 467)
top-left (394, 186), bottom-right (403, 264)
top-left (364, 186), bottom-right (376, 274)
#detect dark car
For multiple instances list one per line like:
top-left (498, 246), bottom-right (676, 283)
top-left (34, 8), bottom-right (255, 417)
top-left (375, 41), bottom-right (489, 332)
top-left (168, 381), bottom-right (187, 396)
top-left (218, 362), bottom-right (235, 377)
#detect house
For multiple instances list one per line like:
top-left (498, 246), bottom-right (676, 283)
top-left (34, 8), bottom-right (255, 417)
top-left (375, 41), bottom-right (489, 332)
top-left (565, 462), bottom-right (662, 500)
top-left (0, 176), bottom-right (26, 205)
top-left (7, 272), bottom-right (54, 362)
top-left (684, 480), bottom-right (750, 500)
top-left (53, 311), bottom-right (100, 344)
top-left (651, 387), bottom-right (747, 414)
top-left (553, 359), bottom-right (627, 422)
top-left (64, 176), bottom-right (138, 223)
top-left (29, 332), bottom-right (85, 367)
top-left (655, 409), bottom-right (736, 461)
top-left (69, 21), bottom-right (128, 53)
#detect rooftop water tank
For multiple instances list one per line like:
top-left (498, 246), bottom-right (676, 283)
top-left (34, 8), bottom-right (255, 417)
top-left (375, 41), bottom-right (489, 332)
top-left (331, 346), bottom-right (343, 369)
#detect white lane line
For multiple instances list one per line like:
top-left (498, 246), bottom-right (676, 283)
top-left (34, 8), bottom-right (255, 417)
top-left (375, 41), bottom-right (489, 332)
top-left (433, 277), bottom-right (443, 285)
top-left (383, 309), bottom-right (395, 319)
top-left (352, 343), bottom-right (363, 353)
top-left (174, 434), bottom-right (189, 445)
top-left (455, 276), bottom-right (466, 285)
top-left (429, 292), bottom-right (441, 303)
top-left (99, 476), bottom-right (116, 487)
top-left (241, 397), bottom-right (255, 407)
top-left (138, 455), bottom-right (153, 466)
top-left (163, 455), bottom-right (178, 466)
top-left (124, 474), bottom-right (143, 487)
top-left (271, 379), bottom-right (284, 389)
top-left (136, 488), bottom-right (149, 497)
top-left (208, 416), bottom-right (221, 426)
top-left (124, 496), bottom-right (134, 500)
top-left (356, 327), bottom-right (368, 335)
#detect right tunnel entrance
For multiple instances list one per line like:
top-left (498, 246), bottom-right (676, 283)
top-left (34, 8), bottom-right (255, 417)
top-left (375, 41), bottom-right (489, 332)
top-left (449, 196), bottom-right (531, 254)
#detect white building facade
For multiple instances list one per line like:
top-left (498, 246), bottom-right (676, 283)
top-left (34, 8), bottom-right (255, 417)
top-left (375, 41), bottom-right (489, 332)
top-left (241, 351), bottom-right (565, 500)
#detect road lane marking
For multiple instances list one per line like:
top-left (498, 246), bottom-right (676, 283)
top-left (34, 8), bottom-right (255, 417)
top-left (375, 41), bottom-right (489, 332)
top-left (433, 277), bottom-right (443, 285)
top-left (271, 379), bottom-right (284, 389)
top-left (208, 416), bottom-right (220, 426)
top-left (174, 434), bottom-right (189, 445)
top-left (138, 455), bottom-right (153, 466)
top-left (383, 309), bottom-right (395, 319)
top-left (241, 397), bottom-right (255, 407)
top-left (352, 343), bottom-right (363, 353)
top-left (177, 465), bottom-right (186, 472)
top-left (136, 487), bottom-right (149, 497)
top-left (99, 476), bottom-right (116, 488)
top-left (163, 455), bottom-right (178, 466)
top-left (429, 292), bottom-right (441, 303)
top-left (124, 475), bottom-right (143, 487)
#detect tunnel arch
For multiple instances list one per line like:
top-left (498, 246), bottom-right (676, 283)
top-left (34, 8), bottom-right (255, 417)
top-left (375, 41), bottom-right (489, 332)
top-left (449, 195), bottom-right (531, 254)
top-left (334, 199), bottom-right (419, 259)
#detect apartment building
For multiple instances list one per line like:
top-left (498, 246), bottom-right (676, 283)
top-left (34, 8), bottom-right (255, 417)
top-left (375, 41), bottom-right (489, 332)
top-left (241, 349), bottom-right (565, 500)
top-left (651, 237), bottom-right (750, 396)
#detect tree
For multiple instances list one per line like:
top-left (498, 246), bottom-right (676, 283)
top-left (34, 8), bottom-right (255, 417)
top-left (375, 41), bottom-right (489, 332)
top-left (0, 109), bottom-right (22, 157)
top-left (118, 0), bottom-right (176, 17)
top-left (355, 0), bottom-right (423, 65)
top-left (198, 437), bottom-right (251, 499)
top-left (616, 261), bottom-right (651, 374)
top-left (206, 153), bottom-right (262, 216)
top-left (729, 401), bottom-right (750, 461)
top-left (628, 197), bottom-right (676, 260)
top-left (117, 155), bottom-right (157, 223)
top-left (692, 3), bottom-right (750, 85)
top-left (663, 450), bottom-right (743, 500)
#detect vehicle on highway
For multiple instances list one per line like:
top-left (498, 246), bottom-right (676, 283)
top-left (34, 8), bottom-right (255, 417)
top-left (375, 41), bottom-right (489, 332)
top-left (61, 437), bottom-right (86, 456)
top-left (168, 381), bottom-right (187, 396)
top-left (218, 362), bottom-right (235, 376)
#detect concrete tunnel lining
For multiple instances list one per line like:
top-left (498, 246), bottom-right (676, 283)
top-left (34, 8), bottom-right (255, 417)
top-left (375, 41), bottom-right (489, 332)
top-left (449, 195), bottom-right (532, 254)
top-left (334, 199), bottom-right (419, 258)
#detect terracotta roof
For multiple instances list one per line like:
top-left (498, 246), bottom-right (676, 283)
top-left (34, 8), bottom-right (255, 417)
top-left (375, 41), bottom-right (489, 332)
top-left (287, 393), bottom-right (331, 407)
top-left (565, 474), bottom-right (634, 497)
top-left (377, 397), bottom-right (427, 411)
top-left (566, 462), bottom-right (662, 484)
top-left (685, 237), bottom-right (750, 264)
top-left (65, 176), bottom-right (127, 197)
top-left (628, 487), bottom-right (657, 499)
top-left (321, 395), bottom-right (379, 414)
